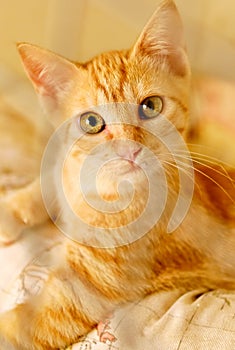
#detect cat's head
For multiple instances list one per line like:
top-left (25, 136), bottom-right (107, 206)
top-left (18, 0), bottom-right (190, 126)
top-left (18, 0), bottom-right (192, 247)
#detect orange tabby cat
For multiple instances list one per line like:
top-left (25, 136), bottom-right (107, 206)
top-left (0, 1), bottom-right (235, 349)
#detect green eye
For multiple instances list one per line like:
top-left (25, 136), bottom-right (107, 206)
top-left (80, 112), bottom-right (105, 134)
top-left (139, 96), bottom-right (163, 120)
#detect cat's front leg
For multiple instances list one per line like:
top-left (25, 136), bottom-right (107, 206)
top-left (0, 178), bottom-right (48, 244)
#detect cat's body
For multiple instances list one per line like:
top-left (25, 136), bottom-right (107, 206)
top-left (0, 1), bottom-right (234, 349)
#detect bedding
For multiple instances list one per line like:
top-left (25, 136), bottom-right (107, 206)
top-left (65, 289), bottom-right (235, 350)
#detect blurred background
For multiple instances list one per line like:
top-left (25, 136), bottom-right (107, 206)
top-left (0, 0), bottom-right (235, 79)
top-left (0, 0), bottom-right (235, 170)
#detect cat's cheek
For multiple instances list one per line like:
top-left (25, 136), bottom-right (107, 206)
top-left (71, 133), bottom-right (113, 155)
top-left (102, 127), bottom-right (113, 140)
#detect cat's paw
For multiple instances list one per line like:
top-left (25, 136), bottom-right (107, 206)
top-left (0, 198), bottom-right (26, 245)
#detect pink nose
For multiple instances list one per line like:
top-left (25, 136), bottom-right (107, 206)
top-left (113, 140), bottom-right (142, 161)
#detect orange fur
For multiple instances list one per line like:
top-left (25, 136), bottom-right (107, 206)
top-left (0, 1), bottom-right (234, 349)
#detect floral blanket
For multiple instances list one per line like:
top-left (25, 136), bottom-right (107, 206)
top-left (66, 289), bottom-right (235, 350)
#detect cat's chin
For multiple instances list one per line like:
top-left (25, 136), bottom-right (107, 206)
top-left (98, 157), bottom-right (145, 178)
top-left (115, 161), bottom-right (141, 177)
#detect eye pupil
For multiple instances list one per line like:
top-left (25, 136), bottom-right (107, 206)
top-left (139, 96), bottom-right (163, 120)
top-left (144, 100), bottom-right (154, 111)
top-left (87, 116), bottom-right (97, 127)
top-left (80, 112), bottom-right (105, 134)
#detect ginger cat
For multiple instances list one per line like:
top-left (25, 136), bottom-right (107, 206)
top-left (0, 1), bottom-right (235, 349)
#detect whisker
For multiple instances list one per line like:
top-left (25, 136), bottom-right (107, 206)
top-left (194, 167), bottom-right (235, 204)
top-left (175, 148), bottom-right (235, 169)
top-left (161, 160), bottom-right (201, 195)
top-left (185, 142), bottom-right (226, 153)
top-left (179, 159), bottom-right (235, 193)
top-left (161, 159), bottom-right (195, 181)
top-left (176, 163), bottom-right (235, 205)
top-left (168, 154), bottom-right (235, 201)
top-left (192, 159), bottom-right (234, 189)
top-left (159, 155), bottom-right (235, 204)
top-left (163, 153), bottom-right (235, 188)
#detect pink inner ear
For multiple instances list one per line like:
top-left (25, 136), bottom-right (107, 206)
top-left (18, 43), bottom-right (82, 121)
top-left (131, 1), bottom-right (188, 77)
top-left (18, 46), bottom-right (58, 97)
top-left (25, 60), bottom-right (56, 96)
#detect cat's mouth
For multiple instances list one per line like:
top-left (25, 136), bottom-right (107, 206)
top-left (115, 145), bottom-right (143, 175)
top-left (98, 157), bottom-right (142, 178)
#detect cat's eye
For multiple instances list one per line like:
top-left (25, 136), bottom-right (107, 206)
top-left (80, 112), bottom-right (105, 134)
top-left (139, 96), bottom-right (163, 120)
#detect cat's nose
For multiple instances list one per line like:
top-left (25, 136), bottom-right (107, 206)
top-left (113, 140), bottom-right (142, 162)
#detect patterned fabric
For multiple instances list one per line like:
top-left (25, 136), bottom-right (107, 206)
top-left (65, 289), bottom-right (235, 350)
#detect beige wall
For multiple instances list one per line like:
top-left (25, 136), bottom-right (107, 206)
top-left (0, 1), bottom-right (48, 73)
top-left (0, 0), bottom-right (235, 80)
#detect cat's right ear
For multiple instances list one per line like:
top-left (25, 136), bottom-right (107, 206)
top-left (131, 0), bottom-right (189, 76)
top-left (17, 43), bottom-right (82, 126)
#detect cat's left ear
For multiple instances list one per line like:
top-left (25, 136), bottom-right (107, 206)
top-left (17, 43), bottom-right (83, 125)
top-left (131, 0), bottom-right (189, 76)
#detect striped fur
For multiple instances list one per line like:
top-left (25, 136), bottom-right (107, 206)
top-left (0, 1), bottom-right (234, 349)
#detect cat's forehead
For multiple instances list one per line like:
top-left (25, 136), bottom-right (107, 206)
top-left (83, 50), bottom-right (131, 103)
top-left (79, 50), bottom-right (170, 106)
top-left (86, 51), bottom-right (129, 73)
